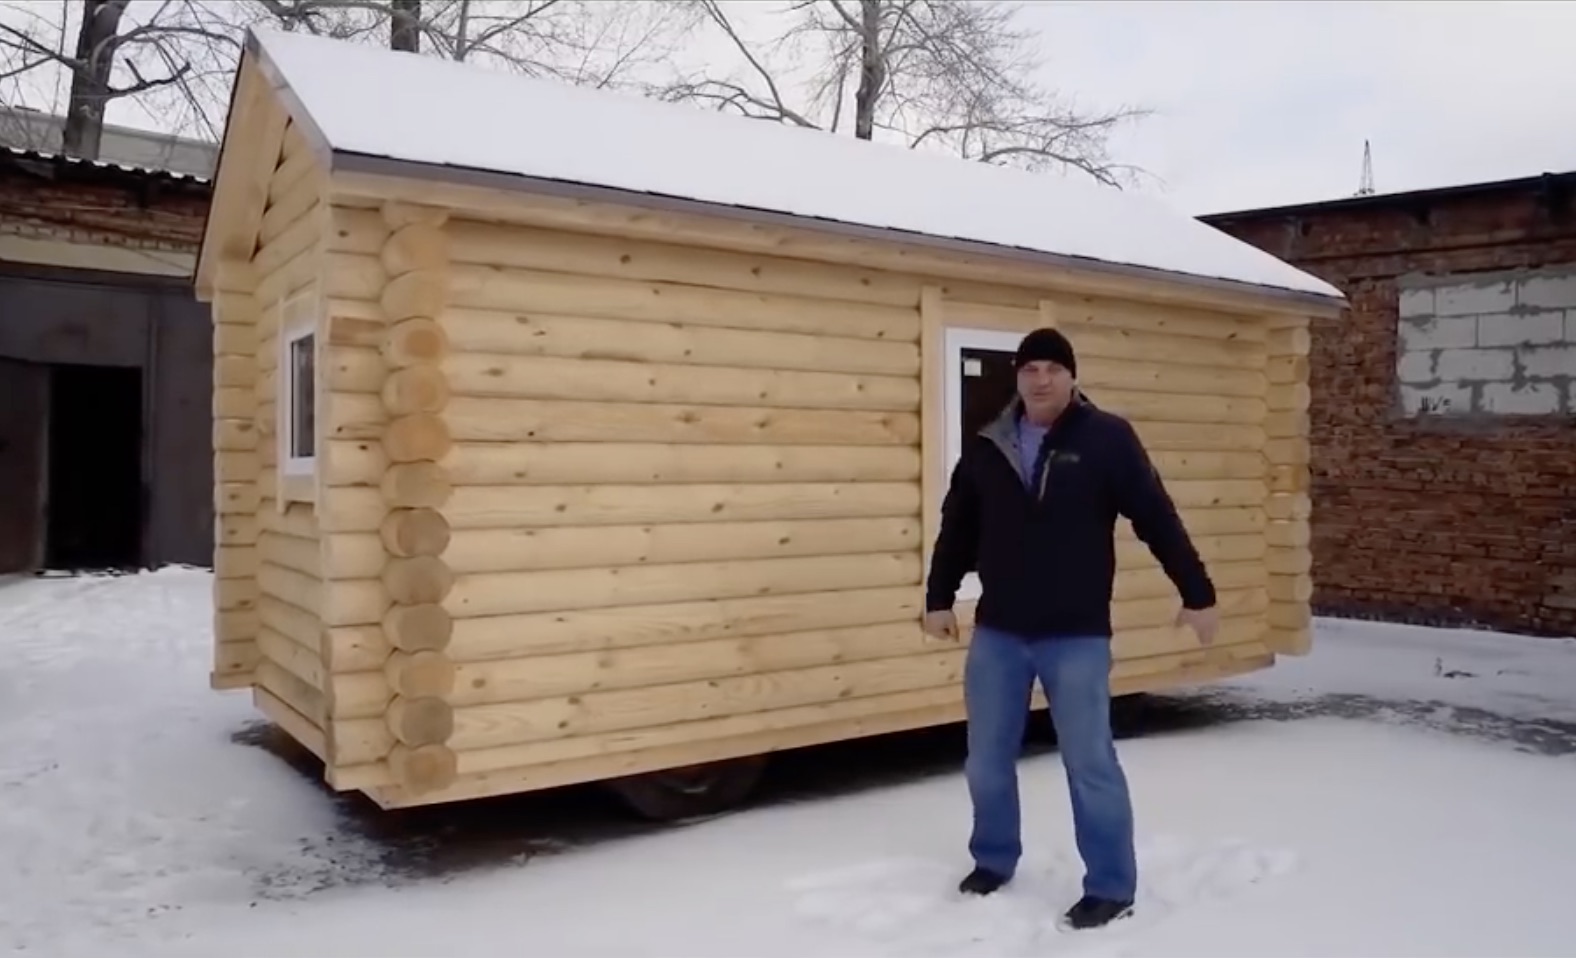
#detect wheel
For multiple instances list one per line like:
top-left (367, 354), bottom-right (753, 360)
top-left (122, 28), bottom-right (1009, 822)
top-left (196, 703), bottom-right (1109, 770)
top-left (605, 755), bottom-right (769, 822)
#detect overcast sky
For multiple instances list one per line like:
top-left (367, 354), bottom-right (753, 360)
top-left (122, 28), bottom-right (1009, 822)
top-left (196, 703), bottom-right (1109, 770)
top-left (4, 0), bottom-right (1574, 217)
top-left (1021, 0), bottom-right (1576, 214)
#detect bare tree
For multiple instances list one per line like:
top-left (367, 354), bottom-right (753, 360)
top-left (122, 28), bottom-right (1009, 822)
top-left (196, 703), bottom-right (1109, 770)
top-left (660, 0), bottom-right (1151, 187)
top-left (0, 0), bottom-right (698, 162)
top-left (0, 0), bottom-right (244, 158)
top-left (390, 0), bottom-right (421, 51)
top-left (251, 1), bottom-right (700, 88)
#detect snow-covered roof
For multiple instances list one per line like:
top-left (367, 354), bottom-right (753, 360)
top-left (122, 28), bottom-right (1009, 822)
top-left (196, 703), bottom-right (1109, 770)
top-left (246, 28), bottom-right (1343, 304)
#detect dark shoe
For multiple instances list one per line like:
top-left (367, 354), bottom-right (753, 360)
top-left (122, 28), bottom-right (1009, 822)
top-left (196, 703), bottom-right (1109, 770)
top-left (1061, 894), bottom-right (1134, 929)
top-left (958, 866), bottom-right (1009, 896)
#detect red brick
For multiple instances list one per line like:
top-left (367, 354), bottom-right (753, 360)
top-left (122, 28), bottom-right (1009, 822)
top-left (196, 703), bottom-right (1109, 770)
top-left (0, 156), bottom-right (208, 254)
top-left (1206, 178), bottom-right (1576, 638)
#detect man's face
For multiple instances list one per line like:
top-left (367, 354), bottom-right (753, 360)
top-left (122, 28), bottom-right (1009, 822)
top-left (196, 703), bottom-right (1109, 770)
top-left (1017, 359), bottom-right (1075, 420)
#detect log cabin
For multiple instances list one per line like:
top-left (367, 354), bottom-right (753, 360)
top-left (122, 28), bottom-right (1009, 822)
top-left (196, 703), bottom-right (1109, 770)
top-left (194, 27), bottom-right (1347, 816)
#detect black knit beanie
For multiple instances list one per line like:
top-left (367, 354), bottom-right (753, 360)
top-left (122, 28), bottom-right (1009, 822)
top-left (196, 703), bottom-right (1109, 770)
top-left (1014, 327), bottom-right (1076, 377)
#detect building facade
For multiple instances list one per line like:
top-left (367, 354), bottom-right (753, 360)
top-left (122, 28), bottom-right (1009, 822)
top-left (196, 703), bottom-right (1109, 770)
top-left (1203, 172), bottom-right (1576, 638)
top-left (0, 147), bottom-right (216, 574)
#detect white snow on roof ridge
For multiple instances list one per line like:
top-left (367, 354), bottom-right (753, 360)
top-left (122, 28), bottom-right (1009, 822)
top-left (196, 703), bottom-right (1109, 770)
top-left (247, 27), bottom-right (1343, 301)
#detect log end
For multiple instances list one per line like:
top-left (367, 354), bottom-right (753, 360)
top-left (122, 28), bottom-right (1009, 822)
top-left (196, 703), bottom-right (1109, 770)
top-left (385, 649), bottom-right (456, 699)
top-left (381, 461), bottom-right (454, 510)
top-left (383, 413), bottom-right (452, 463)
top-left (386, 695), bottom-right (454, 747)
top-left (383, 554), bottom-right (456, 606)
top-left (383, 603), bottom-right (453, 654)
top-left (381, 507), bottom-right (452, 558)
top-left (389, 743), bottom-right (458, 796)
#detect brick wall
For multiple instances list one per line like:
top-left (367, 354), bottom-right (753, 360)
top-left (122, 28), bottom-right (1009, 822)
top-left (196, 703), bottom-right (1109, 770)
top-left (0, 152), bottom-right (210, 254)
top-left (1204, 177), bottom-right (1576, 638)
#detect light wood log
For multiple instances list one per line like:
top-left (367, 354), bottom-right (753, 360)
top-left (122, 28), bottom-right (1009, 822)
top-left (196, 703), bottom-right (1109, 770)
top-left (383, 604), bottom-right (454, 654)
top-left (382, 222), bottom-right (450, 276)
top-left (1088, 390), bottom-right (1265, 426)
top-left (327, 625), bottom-right (391, 673)
top-left (387, 696), bottom-right (453, 747)
top-left (1131, 420), bottom-right (1264, 452)
top-left (1268, 574), bottom-right (1313, 603)
top-left (1079, 356), bottom-right (1264, 398)
top-left (254, 687), bottom-right (326, 760)
top-left (381, 462), bottom-right (453, 509)
top-left (947, 298), bottom-right (1267, 344)
top-left (436, 517), bottom-right (922, 575)
top-left (438, 306), bottom-right (920, 376)
top-left (431, 481), bottom-right (921, 530)
top-left (440, 441), bottom-right (921, 487)
top-left (1267, 325), bottom-right (1311, 356)
top-left (1265, 519), bottom-right (1311, 548)
top-left (381, 507), bottom-right (451, 556)
top-left (382, 267), bottom-right (451, 322)
top-left (337, 258), bottom-right (923, 342)
top-left (432, 216), bottom-right (923, 307)
top-left (442, 396), bottom-right (921, 447)
top-left (451, 621), bottom-right (935, 706)
top-left (383, 317), bottom-right (449, 368)
top-left (1269, 603), bottom-right (1312, 631)
top-left (328, 312), bottom-right (384, 349)
top-left (386, 650), bottom-right (456, 699)
top-left (384, 413), bottom-right (452, 462)
top-left (384, 556), bottom-right (455, 605)
top-left (445, 648), bottom-right (963, 752)
top-left (1264, 410), bottom-right (1310, 439)
top-left (447, 586), bottom-right (919, 661)
top-left (215, 451), bottom-right (260, 483)
top-left (1266, 383), bottom-right (1311, 411)
top-left (258, 531), bottom-right (319, 577)
top-left (443, 352), bottom-right (919, 412)
top-left (444, 552), bottom-right (920, 619)
top-left (257, 626), bottom-right (325, 690)
top-left (382, 364), bottom-right (450, 415)
top-left (1266, 492), bottom-right (1312, 521)
top-left (1265, 626), bottom-right (1312, 655)
top-left (1266, 549), bottom-right (1312, 575)
top-left (389, 743), bottom-right (457, 796)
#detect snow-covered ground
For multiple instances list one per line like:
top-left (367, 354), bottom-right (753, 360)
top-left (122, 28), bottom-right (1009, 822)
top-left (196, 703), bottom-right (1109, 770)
top-left (3, 566), bottom-right (1575, 957)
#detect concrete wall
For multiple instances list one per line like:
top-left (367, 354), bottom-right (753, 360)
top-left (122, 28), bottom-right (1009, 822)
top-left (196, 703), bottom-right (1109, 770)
top-left (1202, 174), bottom-right (1576, 639)
top-left (1396, 266), bottom-right (1576, 417)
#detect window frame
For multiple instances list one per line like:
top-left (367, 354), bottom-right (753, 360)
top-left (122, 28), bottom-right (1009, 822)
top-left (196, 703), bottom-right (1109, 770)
top-left (277, 293), bottom-right (318, 481)
top-left (940, 325), bottom-right (1025, 603)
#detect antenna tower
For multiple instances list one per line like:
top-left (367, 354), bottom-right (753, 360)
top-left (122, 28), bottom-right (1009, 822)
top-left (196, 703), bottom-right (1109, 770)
top-left (1355, 139), bottom-right (1375, 196)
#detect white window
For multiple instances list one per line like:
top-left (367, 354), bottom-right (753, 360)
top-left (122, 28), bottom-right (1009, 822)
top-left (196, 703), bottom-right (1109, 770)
top-left (940, 326), bottom-right (1025, 602)
top-left (278, 297), bottom-right (317, 478)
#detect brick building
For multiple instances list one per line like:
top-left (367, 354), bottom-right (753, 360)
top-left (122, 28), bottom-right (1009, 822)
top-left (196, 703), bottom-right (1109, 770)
top-left (0, 147), bottom-right (217, 574)
top-left (1202, 171), bottom-right (1576, 638)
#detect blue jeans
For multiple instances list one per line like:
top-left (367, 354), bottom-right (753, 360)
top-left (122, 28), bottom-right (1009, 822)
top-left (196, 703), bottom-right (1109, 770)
top-left (963, 624), bottom-right (1137, 902)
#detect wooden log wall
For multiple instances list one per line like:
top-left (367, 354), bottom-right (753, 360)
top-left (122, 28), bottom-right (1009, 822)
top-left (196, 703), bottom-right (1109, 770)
top-left (211, 278), bottom-right (263, 688)
top-left (1262, 316), bottom-right (1314, 653)
top-left (316, 212), bottom-right (955, 804)
top-left (245, 119), bottom-right (335, 761)
top-left (303, 202), bottom-right (1320, 806)
top-left (935, 291), bottom-right (1278, 681)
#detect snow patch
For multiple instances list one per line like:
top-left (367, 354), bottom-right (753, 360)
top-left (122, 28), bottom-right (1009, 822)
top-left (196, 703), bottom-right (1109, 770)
top-left (241, 28), bottom-right (1343, 301)
top-left (787, 835), bottom-right (1298, 957)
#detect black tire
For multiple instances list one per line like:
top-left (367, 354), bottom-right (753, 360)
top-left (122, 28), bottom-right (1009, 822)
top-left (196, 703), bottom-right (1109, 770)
top-left (605, 755), bottom-right (769, 822)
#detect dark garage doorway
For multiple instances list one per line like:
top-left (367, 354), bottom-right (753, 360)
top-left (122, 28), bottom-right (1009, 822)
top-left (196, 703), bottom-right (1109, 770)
top-left (44, 364), bottom-right (144, 571)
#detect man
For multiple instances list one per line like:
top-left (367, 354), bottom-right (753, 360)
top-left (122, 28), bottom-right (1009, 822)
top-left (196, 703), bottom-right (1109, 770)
top-left (922, 326), bottom-right (1219, 931)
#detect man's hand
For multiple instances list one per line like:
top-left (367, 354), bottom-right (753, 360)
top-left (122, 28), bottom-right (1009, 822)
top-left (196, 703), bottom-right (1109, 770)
top-left (922, 609), bottom-right (960, 641)
top-left (1176, 605), bottom-right (1220, 645)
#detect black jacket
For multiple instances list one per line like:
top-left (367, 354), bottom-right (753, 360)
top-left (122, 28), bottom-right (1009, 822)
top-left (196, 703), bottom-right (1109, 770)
top-left (925, 393), bottom-right (1216, 639)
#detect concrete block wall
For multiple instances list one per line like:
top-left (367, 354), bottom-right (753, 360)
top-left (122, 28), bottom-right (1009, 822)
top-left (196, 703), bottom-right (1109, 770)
top-left (1396, 267), bottom-right (1576, 417)
top-left (1202, 177), bottom-right (1576, 639)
